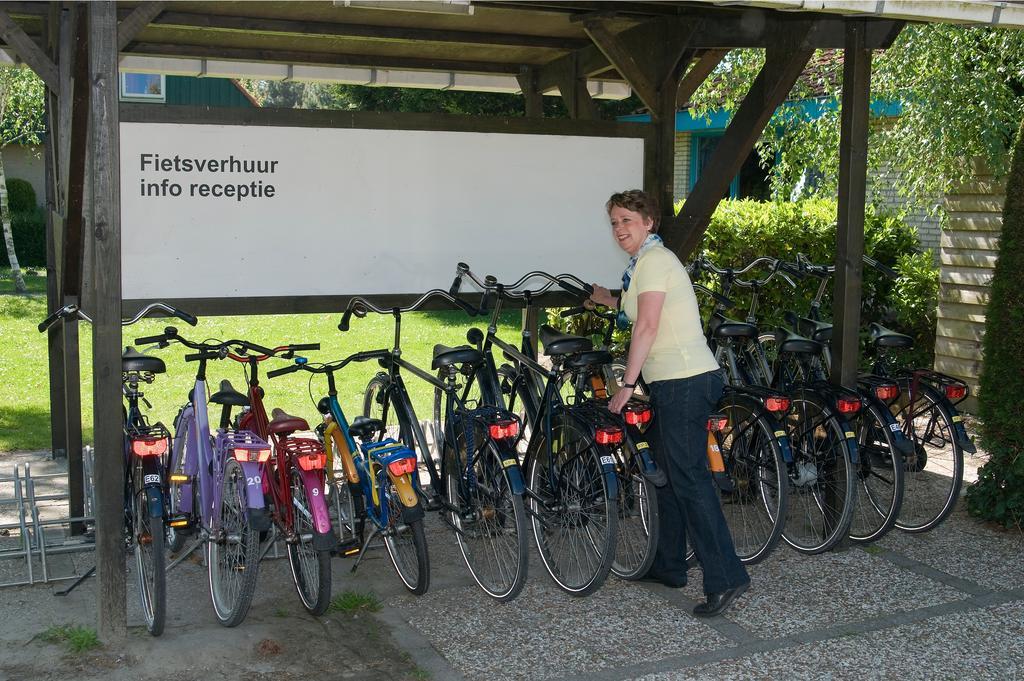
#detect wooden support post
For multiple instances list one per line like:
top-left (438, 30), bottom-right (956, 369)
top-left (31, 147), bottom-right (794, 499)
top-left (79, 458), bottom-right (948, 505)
top-left (116, 1), bottom-right (166, 51)
top-left (43, 6), bottom-right (66, 462)
top-left (832, 21), bottom-right (872, 389)
top-left (88, 1), bottom-right (125, 641)
top-left (553, 54), bottom-right (598, 121)
top-left (516, 66), bottom-right (543, 118)
top-left (676, 49), bottom-right (728, 109)
top-left (668, 29), bottom-right (814, 258)
top-left (0, 8), bottom-right (59, 91)
top-left (63, 9), bottom-right (89, 300)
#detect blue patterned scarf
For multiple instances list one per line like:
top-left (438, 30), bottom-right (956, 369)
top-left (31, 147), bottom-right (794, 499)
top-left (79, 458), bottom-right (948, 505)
top-left (617, 233), bottom-right (663, 329)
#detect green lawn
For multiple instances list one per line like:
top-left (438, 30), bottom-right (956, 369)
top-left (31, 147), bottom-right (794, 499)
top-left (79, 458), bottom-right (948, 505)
top-left (0, 268), bottom-right (521, 452)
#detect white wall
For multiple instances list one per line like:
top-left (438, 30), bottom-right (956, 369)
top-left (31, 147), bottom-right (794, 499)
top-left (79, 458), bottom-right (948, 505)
top-left (119, 122), bottom-right (645, 300)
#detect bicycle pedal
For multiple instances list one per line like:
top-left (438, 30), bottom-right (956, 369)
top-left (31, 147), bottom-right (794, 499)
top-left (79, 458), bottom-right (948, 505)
top-left (167, 515), bottom-right (194, 531)
top-left (333, 538), bottom-right (361, 557)
top-left (168, 474), bottom-right (192, 485)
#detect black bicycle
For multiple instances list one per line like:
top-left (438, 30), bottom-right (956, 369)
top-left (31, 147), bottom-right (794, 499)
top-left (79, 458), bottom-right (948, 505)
top-left (341, 289), bottom-right (530, 601)
top-left (38, 302), bottom-right (197, 636)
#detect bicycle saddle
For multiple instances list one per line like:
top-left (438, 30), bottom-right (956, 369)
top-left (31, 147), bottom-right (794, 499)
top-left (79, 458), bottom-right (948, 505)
top-left (432, 343), bottom-right (483, 370)
top-left (538, 325), bottom-right (592, 356)
top-left (269, 408), bottom-right (309, 435)
top-left (564, 350), bottom-right (614, 371)
top-left (784, 312), bottom-right (833, 343)
top-left (774, 329), bottom-right (823, 355)
top-left (348, 415), bottom-right (383, 440)
top-left (869, 323), bottom-right (914, 349)
top-left (122, 346), bottom-right (165, 374)
top-left (708, 314), bottom-right (758, 340)
top-left (209, 380), bottom-right (250, 406)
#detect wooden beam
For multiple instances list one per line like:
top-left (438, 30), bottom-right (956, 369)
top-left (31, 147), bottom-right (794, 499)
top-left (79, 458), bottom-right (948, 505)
top-left (536, 44), bottom-right (609, 92)
top-left (139, 9), bottom-right (590, 51)
top-left (552, 52), bottom-right (598, 120)
top-left (116, 1), bottom-right (166, 51)
top-left (676, 49), bottom-right (727, 108)
top-left (0, 7), bottom-right (57, 90)
top-left (582, 19), bottom-right (659, 112)
top-left (832, 21), bottom-right (872, 389)
top-left (666, 29), bottom-right (815, 257)
top-left (516, 66), bottom-right (543, 118)
top-left (62, 8), bottom-right (88, 300)
top-left (88, 0), bottom-right (126, 642)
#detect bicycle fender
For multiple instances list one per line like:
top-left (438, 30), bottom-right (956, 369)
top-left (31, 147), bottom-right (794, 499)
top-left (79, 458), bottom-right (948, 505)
top-left (861, 393), bottom-right (916, 458)
top-left (389, 473), bottom-right (419, 508)
top-left (835, 416), bottom-right (860, 464)
top-left (917, 383), bottom-right (977, 454)
top-left (238, 461), bottom-right (266, 509)
top-left (720, 391), bottom-right (794, 464)
top-left (595, 445), bottom-right (619, 500)
top-left (144, 487), bottom-right (164, 519)
top-left (296, 467), bottom-right (332, 535)
top-left (495, 443), bottom-right (525, 495)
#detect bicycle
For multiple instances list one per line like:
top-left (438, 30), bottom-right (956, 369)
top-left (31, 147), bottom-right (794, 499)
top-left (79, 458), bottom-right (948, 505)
top-left (135, 327), bottom-right (274, 626)
top-left (342, 289), bottom-right (528, 600)
top-left (779, 252), bottom-right (975, 533)
top-left (449, 265), bottom-right (621, 595)
top-left (270, 350), bottom-right (431, 595)
top-left (38, 302), bottom-right (197, 636)
top-left (693, 255), bottom-right (860, 554)
top-left (218, 339), bottom-right (337, 616)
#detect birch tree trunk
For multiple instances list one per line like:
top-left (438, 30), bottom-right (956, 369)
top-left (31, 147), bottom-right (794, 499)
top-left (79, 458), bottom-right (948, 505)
top-left (0, 150), bottom-right (27, 293)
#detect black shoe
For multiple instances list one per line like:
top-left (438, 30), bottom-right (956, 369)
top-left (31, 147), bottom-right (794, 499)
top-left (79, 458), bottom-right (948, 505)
top-left (692, 582), bottom-right (749, 618)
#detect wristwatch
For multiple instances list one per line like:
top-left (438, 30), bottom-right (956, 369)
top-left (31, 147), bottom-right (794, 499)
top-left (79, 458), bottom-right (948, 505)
top-left (623, 381), bottom-right (637, 389)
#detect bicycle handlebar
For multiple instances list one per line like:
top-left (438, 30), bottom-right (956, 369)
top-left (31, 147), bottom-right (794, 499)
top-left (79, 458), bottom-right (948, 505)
top-left (39, 302), bottom-right (197, 333)
top-left (339, 289), bottom-right (477, 332)
top-left (267, 349), bottom-right (391, 378)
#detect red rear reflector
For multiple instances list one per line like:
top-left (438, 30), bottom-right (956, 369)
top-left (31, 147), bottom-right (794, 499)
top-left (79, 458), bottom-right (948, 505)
top-left (706, 416), bottom-right (728, 432)
top-left (764, 397), bottom-right (790, 413)
top-left (234, 448), bottom-right (271, 463)
top-left (624, 408), bottom-right (652, 425)
top-left (387, 457), bottom-right (417, 477)
top-left (131, 437), bottom-right (168, 457)
top-left (944, 385), bottom-right (967, 400)
top-left (595, 427), bottom-right (623, 445)
top-left (875, 384), bottom-right (899, 401)
top-left (836, 398), bottom-right (861, 414)
top-left (488, 420), bottom-right (520, 440)
top-left (298, 453), bottom-right (326, 471)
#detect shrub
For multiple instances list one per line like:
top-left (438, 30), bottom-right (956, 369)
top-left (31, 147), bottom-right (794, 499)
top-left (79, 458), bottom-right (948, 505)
top-left (966, 118), bottom-right (1024, 530)
top-left (6, 177), bottom-right (36, 212)
top-left (9, 206), bottom-right (46, 267)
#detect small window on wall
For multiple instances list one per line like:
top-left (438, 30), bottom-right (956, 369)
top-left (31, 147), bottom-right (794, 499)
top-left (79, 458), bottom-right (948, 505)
top-left (120, 73), bottom-right (165, 102)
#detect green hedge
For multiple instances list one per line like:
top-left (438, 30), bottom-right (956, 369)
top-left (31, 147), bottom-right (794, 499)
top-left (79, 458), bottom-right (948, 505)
top-left (9, 207), bottom-right (46, 267)
top-left (6, 178), bottom-right (36, 212)
top-left (551, 199), bottom-right (939, 368)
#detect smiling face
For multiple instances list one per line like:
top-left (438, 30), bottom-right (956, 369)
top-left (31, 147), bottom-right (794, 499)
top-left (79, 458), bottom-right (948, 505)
top-left (609, 205), bottom-right (653, 256)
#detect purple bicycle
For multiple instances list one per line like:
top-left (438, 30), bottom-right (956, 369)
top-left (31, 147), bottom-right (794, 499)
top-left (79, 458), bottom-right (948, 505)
top-left (136, 327), bottom-right (274, 627)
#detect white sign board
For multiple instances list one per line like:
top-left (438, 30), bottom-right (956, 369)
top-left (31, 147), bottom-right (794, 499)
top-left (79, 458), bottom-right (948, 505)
top-left (120, 122), bottom-right (644, 301)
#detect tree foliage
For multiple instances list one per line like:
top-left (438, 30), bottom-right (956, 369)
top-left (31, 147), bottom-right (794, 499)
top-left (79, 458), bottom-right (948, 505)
top-left (966, 115), bottom-right (1024, 530)
top-left (0, 66), bottom-right (45, 148)
top-left (687, 25), bottom-right (1024, 212)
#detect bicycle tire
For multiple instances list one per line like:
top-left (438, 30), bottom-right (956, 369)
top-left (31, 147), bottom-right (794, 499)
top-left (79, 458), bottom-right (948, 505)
top-left (286, 466), bottom-right (332, 615)
top-left (207, 457), bottom-right (260, 627)
top-left (383, 476), bottom-right (430, 595)
top-left (527, 413), bottom-right (617, 596)
top-left (166, 417), bottom-right (190, 554)
top-left (610, 440), bottom-right (658, 580)
top-left (133, 463), bottom-right (166, 636)
top-left (892, 385), bottom-right (964, 533)
top-left (849, 401), bottom-right (904, 543)
top-left (716, 398), bottom-right (788, 565)
top-left (780, 390), bottom-right (856, 555)
top-left (445, 432), bottom-right (528, 601)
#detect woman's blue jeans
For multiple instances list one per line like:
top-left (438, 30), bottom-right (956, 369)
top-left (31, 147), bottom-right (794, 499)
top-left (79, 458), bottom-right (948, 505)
top-left (647, 369), bottom-right (749, 595)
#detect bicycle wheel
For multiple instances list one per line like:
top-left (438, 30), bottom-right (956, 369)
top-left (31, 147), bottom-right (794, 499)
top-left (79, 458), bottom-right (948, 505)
top-left (780, 391), bottom-right (856, 554)
top-left (610, 441), bottom-right (658, 579)
top-left (365, 375), bottom-right (433, 484)
top-left (445, 430), bottom-right (528, 601)
top-left (716, 399), bottom-right (788, 564)
top-left (849, 402), bottom-right (904, 543)
top-left (286, 466), bottom-right (332, 615)
top-left (892, 386), bottom-right (964, 533)
top-left (207, 457), bottom-right (260, 627)
top-left (167, 417), bottom-right (190, 553)
top-left (527, 413), bottom-right (617, 596)
top-left (132, 462), bottom-right (166, 636)
top-left (498, 365), bottom-right (534, 455)
top-left (383, 477), bottom-right (430, 595)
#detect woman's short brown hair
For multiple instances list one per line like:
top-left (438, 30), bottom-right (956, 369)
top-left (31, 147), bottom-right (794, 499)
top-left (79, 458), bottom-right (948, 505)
top-left (606, 189), bottom-right (661, 233)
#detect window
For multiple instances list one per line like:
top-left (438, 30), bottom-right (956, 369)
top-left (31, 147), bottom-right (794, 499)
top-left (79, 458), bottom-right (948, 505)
top-left (120, 73), bottom-right (165, 102)
top-left (690, 133), bottom-right (775, 201)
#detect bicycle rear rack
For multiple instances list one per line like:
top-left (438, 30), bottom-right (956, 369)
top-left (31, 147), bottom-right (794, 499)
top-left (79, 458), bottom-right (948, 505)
top-left (0, 447), bottom-right (97, 588)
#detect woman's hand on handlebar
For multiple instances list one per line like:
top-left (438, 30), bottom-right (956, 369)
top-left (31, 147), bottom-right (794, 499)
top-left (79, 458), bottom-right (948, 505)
top-left (589, 284), bottom-right (617, 308)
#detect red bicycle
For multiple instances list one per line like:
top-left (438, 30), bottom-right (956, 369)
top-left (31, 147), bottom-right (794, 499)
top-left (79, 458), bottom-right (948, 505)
top-left (225, 341), bottom-right (335, 615)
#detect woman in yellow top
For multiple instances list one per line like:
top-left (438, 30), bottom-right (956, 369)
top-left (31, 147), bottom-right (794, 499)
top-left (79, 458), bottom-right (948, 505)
top-left (591, 189), bottom-right (749, 618)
